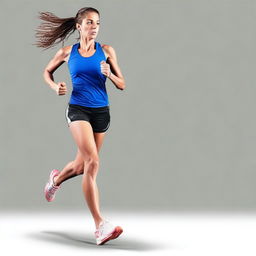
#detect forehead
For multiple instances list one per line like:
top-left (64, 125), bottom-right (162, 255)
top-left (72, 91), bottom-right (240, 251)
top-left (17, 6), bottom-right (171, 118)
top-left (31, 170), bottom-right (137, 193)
top-left (83, 12), bottom-right (100, 21)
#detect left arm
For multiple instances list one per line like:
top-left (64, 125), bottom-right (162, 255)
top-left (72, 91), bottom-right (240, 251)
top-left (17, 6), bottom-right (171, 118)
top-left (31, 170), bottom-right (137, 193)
top-left (101, 45), bottom-right (126, 90)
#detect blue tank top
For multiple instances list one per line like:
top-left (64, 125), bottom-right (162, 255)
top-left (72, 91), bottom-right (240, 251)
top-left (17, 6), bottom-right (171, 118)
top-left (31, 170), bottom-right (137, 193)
top-left (67, 41), bottom-right (109, 107)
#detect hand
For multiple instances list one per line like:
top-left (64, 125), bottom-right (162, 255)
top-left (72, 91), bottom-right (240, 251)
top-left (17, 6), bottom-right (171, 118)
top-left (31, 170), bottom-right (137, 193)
top-left (55, 82), bottom-right (67, 96)
top-left (100, 60), bottom-right (111, 78)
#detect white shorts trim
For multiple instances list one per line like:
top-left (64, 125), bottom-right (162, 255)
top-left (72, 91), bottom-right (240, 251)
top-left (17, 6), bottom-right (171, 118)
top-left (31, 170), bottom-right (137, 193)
top-left (65, 104), bottom-right (71, 125)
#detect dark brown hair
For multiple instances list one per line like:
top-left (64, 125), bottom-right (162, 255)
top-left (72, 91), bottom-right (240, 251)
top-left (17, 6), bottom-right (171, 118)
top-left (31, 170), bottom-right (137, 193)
top-left (34, 7), bottom-right (100, 50)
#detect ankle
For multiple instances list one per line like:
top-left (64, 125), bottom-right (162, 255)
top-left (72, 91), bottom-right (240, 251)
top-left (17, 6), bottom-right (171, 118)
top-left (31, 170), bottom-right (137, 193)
top-left (95, 217), bottom-right (104, 229)
top-left (53, 175), bottom-right (59, 186)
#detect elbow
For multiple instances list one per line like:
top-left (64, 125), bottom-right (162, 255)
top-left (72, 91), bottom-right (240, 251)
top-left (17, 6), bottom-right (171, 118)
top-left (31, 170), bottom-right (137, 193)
top-left (118, 84), bottom-right (126, 90)
top-left (43, 69), bottom-right (47, 81)
top-left (43, 69), bottom-right (52, 85)
top-left (119, 79), bottom-right (126, 90)
top-left (43, 68), bottom-right (49, 78)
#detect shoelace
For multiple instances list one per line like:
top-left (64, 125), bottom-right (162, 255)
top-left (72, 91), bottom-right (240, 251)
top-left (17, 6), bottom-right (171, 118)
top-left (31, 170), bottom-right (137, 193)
top-left (95, 230), bottom-right (100, 238)
top-left (96, 219), bottom-right (112, 237)
top-left (49, 174), bottom-right (60, 190)
top-left (48, 184), bottom-right (58, 196)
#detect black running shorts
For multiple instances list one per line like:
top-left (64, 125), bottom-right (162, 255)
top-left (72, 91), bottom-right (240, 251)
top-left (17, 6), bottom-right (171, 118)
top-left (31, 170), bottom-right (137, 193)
top-left (65, 103), bottom-right (111, 133)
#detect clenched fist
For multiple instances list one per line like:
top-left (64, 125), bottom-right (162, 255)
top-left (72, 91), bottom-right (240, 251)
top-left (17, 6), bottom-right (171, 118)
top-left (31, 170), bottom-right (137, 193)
top-left (55, 82), bottom-right (67, 96)
top-left (100, 60), bottom-right (111, 78)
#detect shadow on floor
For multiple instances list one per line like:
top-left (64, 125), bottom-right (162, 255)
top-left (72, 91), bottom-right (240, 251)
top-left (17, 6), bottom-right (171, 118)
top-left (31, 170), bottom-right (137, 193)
top-left (25, 230), bottom-right (169, 251)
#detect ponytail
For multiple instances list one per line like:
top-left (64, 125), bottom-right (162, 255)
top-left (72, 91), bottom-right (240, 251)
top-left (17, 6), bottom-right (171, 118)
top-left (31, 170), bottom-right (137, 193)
top-left (34, 7), bottom-right (100, 50)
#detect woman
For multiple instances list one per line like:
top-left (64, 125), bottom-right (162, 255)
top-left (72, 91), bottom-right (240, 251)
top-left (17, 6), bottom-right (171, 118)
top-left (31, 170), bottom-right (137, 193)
top-left (34, 7), bottom-right (126, 245)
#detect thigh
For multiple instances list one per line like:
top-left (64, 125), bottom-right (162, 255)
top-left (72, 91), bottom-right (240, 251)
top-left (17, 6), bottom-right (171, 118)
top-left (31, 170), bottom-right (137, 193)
top-left (73, 132), bottom-right (106, 169)
top-left (93, 132), bottom-right (106, 153)
top-left (73, 147), bottom-right (84, 166)
top-left (69, 120), bottom-right (98, 162)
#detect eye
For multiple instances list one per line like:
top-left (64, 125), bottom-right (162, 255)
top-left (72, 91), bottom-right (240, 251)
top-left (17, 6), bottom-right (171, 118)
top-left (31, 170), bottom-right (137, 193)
top-left (86, 21), bottom-right (100, 25)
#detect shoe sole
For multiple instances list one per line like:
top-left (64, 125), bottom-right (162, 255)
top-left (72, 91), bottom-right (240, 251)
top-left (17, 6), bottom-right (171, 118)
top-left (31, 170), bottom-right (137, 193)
top-left (97, 226), bottom-right (123, 245)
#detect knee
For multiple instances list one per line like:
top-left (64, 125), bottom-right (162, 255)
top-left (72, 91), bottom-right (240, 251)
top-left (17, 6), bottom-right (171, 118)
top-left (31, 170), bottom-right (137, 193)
top-left (84, 154), bottom-right (100, 176)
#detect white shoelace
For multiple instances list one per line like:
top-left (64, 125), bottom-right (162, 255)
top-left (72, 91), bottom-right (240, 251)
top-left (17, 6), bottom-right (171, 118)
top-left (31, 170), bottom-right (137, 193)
top-left (96, 219), bottom-right (113, 237)
top-left (48, 183), bottom-right (58, 195)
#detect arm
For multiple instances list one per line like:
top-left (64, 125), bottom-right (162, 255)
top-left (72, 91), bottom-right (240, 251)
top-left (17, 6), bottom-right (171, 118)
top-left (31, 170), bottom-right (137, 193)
top-left (43, 47), bottom-right (68, 93)
top-left (104, 45), bottom-right (126, 90)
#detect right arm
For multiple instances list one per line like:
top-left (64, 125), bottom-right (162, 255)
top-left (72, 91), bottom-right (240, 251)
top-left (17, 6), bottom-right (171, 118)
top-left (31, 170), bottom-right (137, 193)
top-left (43, 47), bottom-right (69, 95)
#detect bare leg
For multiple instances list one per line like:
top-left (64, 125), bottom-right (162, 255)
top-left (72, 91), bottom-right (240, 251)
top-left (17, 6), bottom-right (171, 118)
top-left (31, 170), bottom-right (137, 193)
top-left (82, 158), bottom-right (103, 229)
top-left (53, 161), bottom-right (79, 186)
top-left (95, 181), bottom-right (100, 214)
top-left (53, 161), bottom-right (101, 219)
top-left (53, 162), bottom-right (100, 211)
top-left (68, 121), bottom-right (105, 229)
top-left (93, 132), bottom-right (106, 216)
top-left (54, 132), bottom-right (105, 190)
top-left (52, 122), bottom-right (106, 229)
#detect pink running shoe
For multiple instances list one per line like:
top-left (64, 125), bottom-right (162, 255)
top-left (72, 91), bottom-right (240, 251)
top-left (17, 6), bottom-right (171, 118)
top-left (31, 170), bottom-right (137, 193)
top-left (95, 219), bottom-right (123, 245)
top-left (44, 169), bottom-right (61, 202)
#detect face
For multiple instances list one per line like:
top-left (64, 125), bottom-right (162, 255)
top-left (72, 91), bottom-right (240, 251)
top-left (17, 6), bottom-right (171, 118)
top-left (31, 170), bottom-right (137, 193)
top-left (77, 12), bottom-right (100, 39)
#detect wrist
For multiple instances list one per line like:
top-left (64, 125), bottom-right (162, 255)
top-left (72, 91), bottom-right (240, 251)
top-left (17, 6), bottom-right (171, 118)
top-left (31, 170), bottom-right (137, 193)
top-left (108, 71), bottom-right (112, 78)
top-left (49, 82), bottom-right (57, 91)
top-left (53, 83), bottom-right (58, 91)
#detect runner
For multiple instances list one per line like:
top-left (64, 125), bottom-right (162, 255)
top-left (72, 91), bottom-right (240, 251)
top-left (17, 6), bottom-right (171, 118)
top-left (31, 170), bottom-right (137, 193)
top-left (34, 7), bottom-right (126, 245)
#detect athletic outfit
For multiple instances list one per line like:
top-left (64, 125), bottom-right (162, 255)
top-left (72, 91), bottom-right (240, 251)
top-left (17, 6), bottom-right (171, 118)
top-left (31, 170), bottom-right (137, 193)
top-left (44, 41), bottom-right (123, 245)
top-left (65, 41), bottom-right (110, 132)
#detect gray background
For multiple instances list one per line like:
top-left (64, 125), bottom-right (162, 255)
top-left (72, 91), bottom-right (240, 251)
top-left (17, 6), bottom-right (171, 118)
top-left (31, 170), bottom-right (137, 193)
top-left (1, 0), bottom-right (255, 212)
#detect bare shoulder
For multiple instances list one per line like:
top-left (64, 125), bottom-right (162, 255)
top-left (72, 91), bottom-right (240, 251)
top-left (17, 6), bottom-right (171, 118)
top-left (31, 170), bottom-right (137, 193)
top-left (60, 45), bottom-right (72, 62)
top-left (101, 44), bottom-right (116, 60)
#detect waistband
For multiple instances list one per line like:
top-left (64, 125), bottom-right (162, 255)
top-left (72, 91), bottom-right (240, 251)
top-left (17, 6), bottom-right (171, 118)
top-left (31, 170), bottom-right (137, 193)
top-left (68, 103), bottom-right (109, 111)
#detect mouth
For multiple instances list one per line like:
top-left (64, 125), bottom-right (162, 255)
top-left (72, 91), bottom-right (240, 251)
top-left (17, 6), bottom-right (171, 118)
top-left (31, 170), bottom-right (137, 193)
top-left (91, 31), bottom-right (97, 34)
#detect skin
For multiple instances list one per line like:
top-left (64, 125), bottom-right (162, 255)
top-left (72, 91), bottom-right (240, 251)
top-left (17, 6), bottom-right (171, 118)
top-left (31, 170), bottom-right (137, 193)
top-left (43, 11), bottom-right (126, 229)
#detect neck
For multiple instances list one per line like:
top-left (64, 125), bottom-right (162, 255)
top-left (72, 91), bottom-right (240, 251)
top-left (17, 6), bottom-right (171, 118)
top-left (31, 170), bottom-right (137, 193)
top-left (79, 37), bottom-right (95, 51)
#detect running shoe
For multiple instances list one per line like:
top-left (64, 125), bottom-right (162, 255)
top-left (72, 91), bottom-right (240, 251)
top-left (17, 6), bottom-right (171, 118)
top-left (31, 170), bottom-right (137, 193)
top-left (95, 219), bottom-right (123, 245)
top-left (44, 169), bottom-right (61, 202)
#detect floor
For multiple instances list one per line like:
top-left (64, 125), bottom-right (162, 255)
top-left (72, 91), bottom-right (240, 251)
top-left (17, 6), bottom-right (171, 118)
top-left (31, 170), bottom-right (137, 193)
top-left (1, 209), bottom-right (256, 256)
